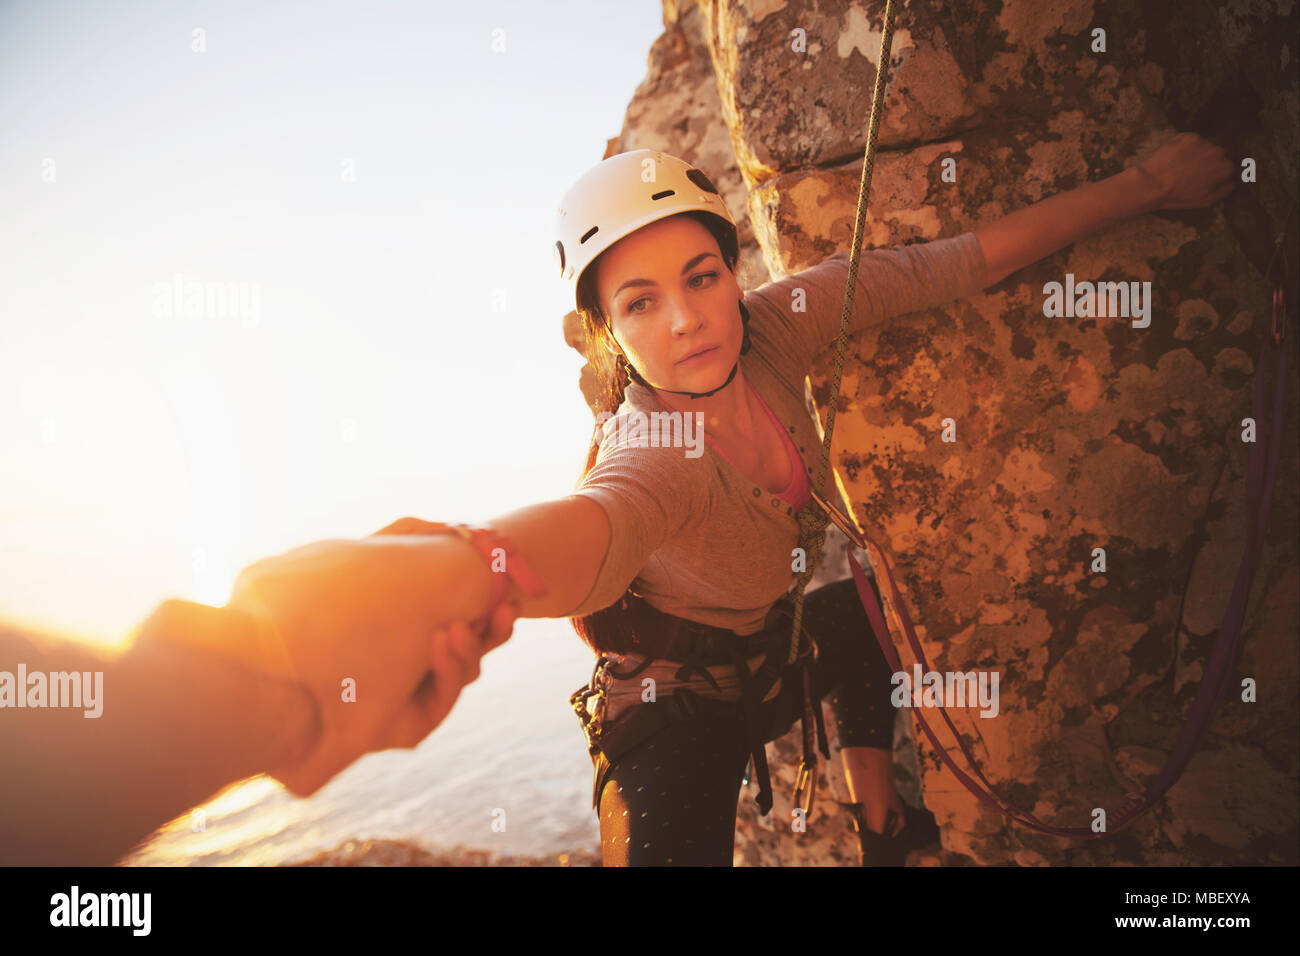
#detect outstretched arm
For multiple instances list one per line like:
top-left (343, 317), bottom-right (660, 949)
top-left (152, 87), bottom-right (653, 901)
top-left (376, 494), bottom-right (616, 621)
top-left (0, 616), bottom-right (314, 865)
top-left (126, 494), bottom-right (618, 802)
top-left (0, 543), bottom-right (524, 864)
top-left (974, 132), bottom-right (1235, 287)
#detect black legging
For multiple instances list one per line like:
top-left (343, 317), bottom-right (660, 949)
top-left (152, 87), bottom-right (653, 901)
top-left (592, 576), bottom-right (896, 866)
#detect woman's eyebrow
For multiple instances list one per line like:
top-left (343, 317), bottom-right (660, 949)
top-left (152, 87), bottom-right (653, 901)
top-left (613, 252), bottom-right (719, 298)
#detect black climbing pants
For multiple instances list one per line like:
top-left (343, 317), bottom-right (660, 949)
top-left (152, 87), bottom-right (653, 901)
top-left (591, 576), bottom-right (896, 866)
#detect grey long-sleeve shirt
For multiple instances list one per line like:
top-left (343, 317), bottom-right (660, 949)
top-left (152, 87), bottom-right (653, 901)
top-left (568, 232), bottom-right (988, 634)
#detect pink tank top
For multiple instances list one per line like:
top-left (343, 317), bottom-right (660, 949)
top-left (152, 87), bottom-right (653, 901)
top-left (700, 379), bottom-right (811, 509)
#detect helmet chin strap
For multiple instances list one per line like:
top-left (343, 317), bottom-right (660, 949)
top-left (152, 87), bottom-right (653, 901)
top-left (655, 360), bottom-right (739, 399)
top-left (626, 359), bottom-right (739, 400)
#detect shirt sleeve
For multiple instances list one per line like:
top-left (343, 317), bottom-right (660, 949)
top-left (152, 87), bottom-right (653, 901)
top-left (565, 413), bottom-right (709, 617)
top-left (744, 231), bottom-right (988, 380)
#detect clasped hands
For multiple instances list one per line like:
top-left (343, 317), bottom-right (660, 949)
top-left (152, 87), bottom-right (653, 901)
top-left (133, 516), bottom-right (517, 798)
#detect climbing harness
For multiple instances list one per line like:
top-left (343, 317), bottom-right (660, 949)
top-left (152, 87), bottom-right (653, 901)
top-left (568, 589), bottom-right (828, 816)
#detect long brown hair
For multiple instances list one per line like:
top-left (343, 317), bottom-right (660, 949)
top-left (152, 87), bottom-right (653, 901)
top-left (568, 210), bottom-right (740, 653)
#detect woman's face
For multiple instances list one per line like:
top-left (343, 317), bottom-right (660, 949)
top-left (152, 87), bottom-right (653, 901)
top-left (595, 215), bottom-right (742, 394)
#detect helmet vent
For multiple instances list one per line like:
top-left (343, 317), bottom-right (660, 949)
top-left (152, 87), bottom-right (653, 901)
top-left (580, 226), bottom-right (599, 244)
top-left (685, 168), bottom-right (719, 194)
top-left (650, 189), bottom-right (675, 200)
top-left (555, 240), bottom-right (565, 274)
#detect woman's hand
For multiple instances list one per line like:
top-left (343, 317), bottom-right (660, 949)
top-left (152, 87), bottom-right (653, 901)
top-left (360, 516), bottom-right (522, 755)
top-left (1136, 131), bottom-right (1236, 211)
top-left (366, 599), bottom-right (519, 755)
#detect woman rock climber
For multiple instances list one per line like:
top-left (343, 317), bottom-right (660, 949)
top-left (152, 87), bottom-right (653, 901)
top-left (543, 140), bottom-right (1232, 865)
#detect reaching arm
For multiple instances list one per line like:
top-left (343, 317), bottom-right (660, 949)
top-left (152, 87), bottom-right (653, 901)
top-left (747, 133), bottom-right (1233, 377)
top-left (474, 493), bottom-right (616, 619)
top-left (973, 132), bottom-right (1235, 287)
top-left (743, 232), bottom-right (988, 379)
top-left (399, 423), bottom-right (707, 624)
top-left (369, 492), bottom-right (615, 623)
top-left (974, 166), bottom-right (1162, 288)
top-left (0, 567), bottom-right (520, 864)
top-left (1, 444), bottom-right (684, 837)
top-left (0, 617), bottom-right (316, 865)
top-left (482, 425), bottom-right (708, 619)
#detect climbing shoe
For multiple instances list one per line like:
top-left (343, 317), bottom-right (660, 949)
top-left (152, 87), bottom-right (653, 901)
top-left (839, 800), bottom-right (940, 867)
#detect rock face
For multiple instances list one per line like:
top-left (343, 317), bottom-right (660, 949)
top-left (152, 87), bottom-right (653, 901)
top-left (565, 0), bottom-right (1299, 865)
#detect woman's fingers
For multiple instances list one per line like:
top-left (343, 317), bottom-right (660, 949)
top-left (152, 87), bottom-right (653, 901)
top-left (443, 619), bottom-right (483, 683)
top-left (294, 613), bottom-right (495, 759)
top-left (1212, 178), bottom-right (1236, 203)
top-left (1139, 131), bottom-right (1236, 211)
top-left (428, 620), bottom-right (475, 688)
top-left (370, 634), bottom-right (466, 751)
top-left (370, 674), bottom-right (450, 751)
top-left (480, 600), bottom-right (519, 653)
top-left (1181, 137), bottom-right (1231, 207)
top-left (351, 602), bottom-right (516, 756)
top-left (370, 516), bottom-right (455, 537)
top-left (431, 603), bottom-right (518, 676)
top-left (370, 516), bottom-right (421, 535)
top-left (307, 606), bottom-right (515, 759)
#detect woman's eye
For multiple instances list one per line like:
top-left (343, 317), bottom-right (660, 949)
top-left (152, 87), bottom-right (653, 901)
top-left (627, 273), bottom-right (715, 313)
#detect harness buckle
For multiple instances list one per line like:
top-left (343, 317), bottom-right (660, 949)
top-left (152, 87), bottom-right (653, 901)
top-left (569, 656), bottom-right (613, 756)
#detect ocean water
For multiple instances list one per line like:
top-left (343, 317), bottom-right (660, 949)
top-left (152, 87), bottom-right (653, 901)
top-left (122, 618), bottom-right (604, 865)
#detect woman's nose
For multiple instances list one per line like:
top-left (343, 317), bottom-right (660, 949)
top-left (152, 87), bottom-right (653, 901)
top-left (667, 299), bottom-right (705, 335)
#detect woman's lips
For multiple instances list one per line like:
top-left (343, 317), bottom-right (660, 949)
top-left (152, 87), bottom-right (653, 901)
top-left (677, 345), bottom-right (719, 365)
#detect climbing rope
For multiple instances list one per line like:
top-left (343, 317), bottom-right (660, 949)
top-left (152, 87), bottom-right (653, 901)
top-left (787, 0), bottom-right (898, 652)
top-left (785, 0), bottom-right (897, 819)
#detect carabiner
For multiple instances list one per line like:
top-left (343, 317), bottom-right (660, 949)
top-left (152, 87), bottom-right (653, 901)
top-left (793, 758), bottom-right (818, 819)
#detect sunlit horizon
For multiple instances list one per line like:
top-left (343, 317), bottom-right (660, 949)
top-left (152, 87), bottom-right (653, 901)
top-left (1, 0), bottom-right (664, 644)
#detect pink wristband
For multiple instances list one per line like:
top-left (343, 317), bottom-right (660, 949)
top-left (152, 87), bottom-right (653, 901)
top-left (444, 523), bottom-right (547, 624)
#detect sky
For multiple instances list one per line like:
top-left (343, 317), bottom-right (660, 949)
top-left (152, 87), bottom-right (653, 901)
top-left (0, 0), bottom-right (667, 642)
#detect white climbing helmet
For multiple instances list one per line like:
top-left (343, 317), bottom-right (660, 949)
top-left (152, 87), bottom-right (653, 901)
top-left (554, 148), bottom-right (737, 315)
